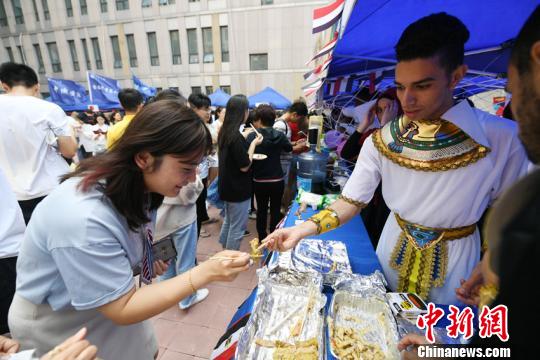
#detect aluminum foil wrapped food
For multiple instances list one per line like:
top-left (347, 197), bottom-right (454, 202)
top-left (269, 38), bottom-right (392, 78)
top-left (332, 271), bottom-right (387, 296)
top-left (327, 274), bottom-right (399, 360)
top-left (236, 268), bottom-right (326, 360)
top-left (270, 239), bottom-right (352, 285)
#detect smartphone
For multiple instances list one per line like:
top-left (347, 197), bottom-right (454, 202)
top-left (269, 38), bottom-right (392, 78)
top-left (133, 236), bottom-right (177, 276)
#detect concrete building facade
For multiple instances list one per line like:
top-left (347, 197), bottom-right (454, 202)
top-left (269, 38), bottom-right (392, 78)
top-left (0, 0), bottom-right (324, 100)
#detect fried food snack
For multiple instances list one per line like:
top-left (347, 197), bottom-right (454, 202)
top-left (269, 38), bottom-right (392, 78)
top-left (255, 338), bottom-right (319, 360)
top-left (330, 324), bottom-right (385, 360)
top-left (250, 238), bottom-right (263, 259)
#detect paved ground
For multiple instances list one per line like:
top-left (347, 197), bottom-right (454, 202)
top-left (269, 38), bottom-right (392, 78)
top-left (152, 207), bottom-right (259, 360)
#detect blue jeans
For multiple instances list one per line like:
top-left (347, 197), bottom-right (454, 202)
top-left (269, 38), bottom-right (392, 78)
top-left (219, 199), bottom-right (251, 250)
top-left (159, 221), bottom-right (199, 308)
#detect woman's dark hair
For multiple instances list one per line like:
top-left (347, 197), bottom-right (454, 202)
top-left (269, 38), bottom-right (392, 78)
top-left (94, 112), bottom-right (109, 125)
top-left (218, 94), bottom-right (249, 150)
top-left (215, 107), bottom-right (224, 116)
top-left (63, 100), bottom-right (212, 230)
top-left (395, 12), bottom-right (470, 74)
top-left (153, 88), bottom-right (187, 104)
top-left (376, 87), bottom-right (404, 117)
top-left (110, 110), bottom-right (122, 122)
top-left (254, 104), bottom-right (276, 127)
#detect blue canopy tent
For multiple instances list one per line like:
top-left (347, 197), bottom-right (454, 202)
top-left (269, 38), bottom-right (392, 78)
top-left (322, 0), bottom-right (538, 100)
top-left (248, 87), bottom-right (292, 109)
top-left (208, 88), bottom-right (231, 107)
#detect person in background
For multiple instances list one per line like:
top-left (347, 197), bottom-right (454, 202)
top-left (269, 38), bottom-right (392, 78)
top-left (106, 88), bottom-right (144, 149)
top-left (218, 95), bottom-right (263, 249)
top-left (8, 100), bottom-right (251, 359)
top-left (188, 93), bottom-right (215, 238)
top-left (0, 168), bottom-right (25, 335)
top-left (109, 110), bottom-right (123, 125)
top-left (152, 89), bottom-right (188, 104)
top-left (0, 62), bottom-right (77, 224)
top-left (248, 105), bottom-right (293, 240)
top-left (91, 113), bottom-right (109, 155)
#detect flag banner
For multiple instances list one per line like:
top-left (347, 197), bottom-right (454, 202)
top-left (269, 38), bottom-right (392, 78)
top-left (47, 78), bottom-right (89, 111)
top-left (132, 74), bottom-right (157, 98)
top-left (306, 36), bottom-right (338, 65)
top-left (87, 72), bottom-right (121, 109)
top-left (313, 0), bottom-right (345, 34)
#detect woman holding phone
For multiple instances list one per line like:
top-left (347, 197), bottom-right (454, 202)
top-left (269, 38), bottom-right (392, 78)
top-left (9, 101), bottom-right (251, 359)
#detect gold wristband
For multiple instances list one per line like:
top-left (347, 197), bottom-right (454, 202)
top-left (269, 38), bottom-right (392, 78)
top-left (188, 270), bottom-right (197, 293)
top-left (308, 208), bottom-right (340, 234)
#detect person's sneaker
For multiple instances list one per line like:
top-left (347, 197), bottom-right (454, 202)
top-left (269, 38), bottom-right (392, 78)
top-left (248, 211), bottom-right (257, 220)
top-left (243, 230), bottom-right (251, 237)
top-left (179, 288), bottom-right (209, 310)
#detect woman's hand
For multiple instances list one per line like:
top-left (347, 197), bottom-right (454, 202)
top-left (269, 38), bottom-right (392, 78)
top-left (242, 128), bottom-right (254, 139)
top-left (253, 133), bottom-right (264, 146)
top-left (261, 223), bottom-right (315, 252)
top-left (152, 260), bottom-right (169, 278)
top-left (380, 100), bottom-right (398, 126)
top-left (199, 250), bottom-right (251, 282)
top-left (41, 328), bottom-right (98, 360)
top-left (0, 335), bottom-right (19, 355)
top-left (455, 259), bottom-right (484, 306)
top-left (397, 333), bottom-right (429, 360)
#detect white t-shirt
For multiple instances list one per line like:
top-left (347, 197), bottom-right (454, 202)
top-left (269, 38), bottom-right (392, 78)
top-left (0, 95), bottom-right (71, 200)
top-left (91, 123), bottom-right (109, 153)
top-left (0, 168), bottom-right (25, 258)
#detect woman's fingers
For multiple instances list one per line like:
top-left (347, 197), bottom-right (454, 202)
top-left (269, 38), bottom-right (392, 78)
top-left (74, 345), bottom-right (98, 360)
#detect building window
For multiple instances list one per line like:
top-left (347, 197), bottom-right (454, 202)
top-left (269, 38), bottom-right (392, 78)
top-left (65, 0), bottom-right (73, 17)
top-left (11, 0), bottom-right (24, 24)
top-left (126, 34), bottom-right (138, 67)
top-left (191, 86), bottom-right (201, 94)
top-left (220, 85), bottom-right (231, 94)
top-left (169, 86), bottom-right (178, 91)
top-left (188, 0), bottom-right (199, 2)
top-left (17, 45), bottom-right (25, 63)
top-left (159, 0), bottom-right (175, 5)
top-left (5, 47), bottom-right (14, 61)
top-left (187, 29), bottom-right (198, 64)
top-left (250, 53), bottom-right (268, 71)
top-left (169, 30), bottom-right (181, 65)
top-left (80, 0), bottom-right (88, 15)
top-left (116, 0), bottom-right (129, 10)
top-left (147, 32), bottom-right (159, 66)
top-left (220, 26), bottom-right (229, 63)
top-left (81, 38), bottom-right (91, 69)
top-left (141, 0), bottom-right (151, 7)
top-left (0, 1), bottom-right (8, 26)
top-left (91, 37), bottom-right (103, 69)
top-left (31, 0), bottom-right (40, 21)
top-left (202, 27), bottom-right (214, 63)
top-left (46, 42), bottom-right (62, 72)
top-left (33, 44), bottom-right (45, 73)
top-left (68, 40), bottom-right (80, 71)
top-left (100, 0), bottom-right (107, 12)
top-left (156, 87), bottom-right (162, 92)
top-left (205, 86), bottom-right (213, 95)
top-left (110, 35), bottom-right (123, 69)
top-left (42, 0), bottom-right (50, 20)
top-left (261, 0), bottom-right (273, 5)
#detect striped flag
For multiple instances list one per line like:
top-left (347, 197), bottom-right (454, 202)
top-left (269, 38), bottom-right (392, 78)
top-left (306, 35), bottom-right (338, 65)
top-left (304, 56), bottom-right (333, 82)
top-left (313, 0), bottom-right (346, 34)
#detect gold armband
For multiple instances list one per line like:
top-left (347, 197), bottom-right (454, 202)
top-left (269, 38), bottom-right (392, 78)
top-left (308, 208), bottom-right (340, 234)
top-left (338, 194), bottom-right (367, 209)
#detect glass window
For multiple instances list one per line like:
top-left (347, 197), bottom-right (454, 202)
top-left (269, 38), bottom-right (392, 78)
top-left (261, 0), bottom-right (273, 5)
top-left (147, 32), bottom-right (159, 66)
top-left (31, 0), bottom-right (40, 21)
top-left (42, 0), bottom-right (50, 20)
top-left (116, 0), bottom-right (129, 10)
top-left (141, 0), bottom-right (152, 7)
top-left (169, 30), bottom-right (181, 65)
top-left (91, 37), bottom-right (103, 69)
top-left (17, 45), bottom-right (25, 63)
top-left (191, 86), bottom-right (201, 95)
top-left (188, 0), bottom-right (199, 2)
top-left (0, 1), bottom-right (8, 26)
top-left (5, 46), bottom-right (14, 61)
top-left (220, 85), bottom-right (231, 95)
top-left (159, 0), bottom-right (175, 5)
top-left (202, 27), bottom-right (214, 63)
top-left (68, 40), bottom-right (80, 71)
top-left (81, 38), bottom-right (91, 69)
top-left (205, 86), bottom-right (213, 95)
top-left (46, 42), bottom-right (62, 73)
top-left (126, 34), bottom-right (138, 67)
top-left (33, 44), bottom-right (45, 73)
top-left (220, 26), bottom-right (229, 63)
top-left (11, 0), bottom-right (24, 24)
top-left (250, 53), bottom-right (268, 71)
top-left (65, 0), bottom-right (73, 17)
top-left (110, 35), bottom-right (122, 68)
top-left (169, 86), bottom-right (179, 91)
top-left (100, 0), bottom-right (107, 12)
top-left (187, 29), bottom-right (198, 64)
top-left (80, 0), bottom-right (87, 15)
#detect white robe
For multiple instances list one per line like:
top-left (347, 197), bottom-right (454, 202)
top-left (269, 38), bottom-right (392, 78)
top-left (342, 101), bottom-right (530, 304)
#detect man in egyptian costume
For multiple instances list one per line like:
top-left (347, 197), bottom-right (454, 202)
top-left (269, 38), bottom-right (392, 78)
top-left (263, 13), bottom-right (530, 305)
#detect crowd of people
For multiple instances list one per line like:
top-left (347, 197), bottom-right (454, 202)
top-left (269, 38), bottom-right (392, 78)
top-left (0, 5), bottom-right (539, 359)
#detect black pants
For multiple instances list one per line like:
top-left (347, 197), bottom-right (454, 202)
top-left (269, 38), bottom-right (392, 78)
top-left (0, 256), bottom-right (17, 334)
top-left (18, 196), bottom-right (46, 225)
top-left (196, 177), bottom-right (209, 238)
top-left (254, 181), bottom-right (284, 239)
